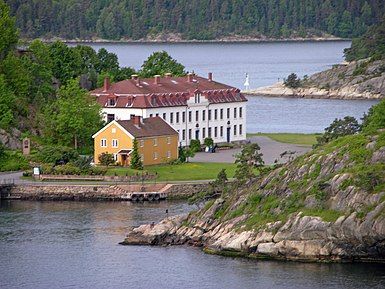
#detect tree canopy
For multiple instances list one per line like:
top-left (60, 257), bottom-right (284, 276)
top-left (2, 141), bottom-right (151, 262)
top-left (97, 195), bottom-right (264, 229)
top-left (139, 51), bottom-right (186, 78)
top-left (5, 0), bottom-right (385, 41)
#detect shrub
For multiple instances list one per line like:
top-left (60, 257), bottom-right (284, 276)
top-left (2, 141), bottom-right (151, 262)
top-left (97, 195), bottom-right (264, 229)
top-left (98, 152), bottom-right (115, 166)
top-left (88, 166), bottom-right (107, 176)
top-left (284, 73), bottom-right (301, 88)
top-left (190, 139), bottom-right (201, 153)
top-left (204, 137), bottom-right (214, 148)
top-left (37, 146), bottom-right (79, 164)
top-left (54, 163), bottom-right (81, 175)
top-left (361, 99), bottom-right (385, 134)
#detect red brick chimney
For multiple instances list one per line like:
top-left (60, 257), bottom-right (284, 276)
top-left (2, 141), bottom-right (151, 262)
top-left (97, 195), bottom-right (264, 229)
top-left (131, 74), bottom-right (140, 86)
top-left (208, 72), bottom-right (213, 82)
top-left (165, 73), bottom-right (172, 78)
top-left (103, 77), bottom-right (110, 92)
top-left (187, 73), bottom-right (193, 82)
top-left (132, 115), bottom-right (141, 126)
top-left (154, 75), bottom-right (161, 85)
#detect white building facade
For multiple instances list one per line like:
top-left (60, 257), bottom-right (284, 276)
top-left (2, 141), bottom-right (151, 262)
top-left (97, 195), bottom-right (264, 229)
top-left (92, 74), bottom-right (247, 147)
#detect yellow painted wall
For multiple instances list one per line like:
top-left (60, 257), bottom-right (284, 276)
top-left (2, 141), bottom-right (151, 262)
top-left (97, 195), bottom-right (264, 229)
top-left (94, 123), bottom-right (133, 165)
top-left (137, 135), bottom-right (178, 166)
top-left (94, 122), bottom-right (178, 166)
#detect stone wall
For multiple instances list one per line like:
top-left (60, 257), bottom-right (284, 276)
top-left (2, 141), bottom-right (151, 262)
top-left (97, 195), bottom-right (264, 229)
top-left (165, 183), bottom-right (210, 199)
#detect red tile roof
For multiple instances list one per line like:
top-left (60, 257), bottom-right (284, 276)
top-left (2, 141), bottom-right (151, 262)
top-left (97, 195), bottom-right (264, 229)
top-left (91, 75), bottom-right (247, 109)
top-left (118, 117), bottom-right (178, 138)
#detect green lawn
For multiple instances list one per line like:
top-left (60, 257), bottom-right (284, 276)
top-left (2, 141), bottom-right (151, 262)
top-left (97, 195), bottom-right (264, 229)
top-left (247, 133), bottom-right (319, 146)
top-left (106, 162), bottom-right (238, 182)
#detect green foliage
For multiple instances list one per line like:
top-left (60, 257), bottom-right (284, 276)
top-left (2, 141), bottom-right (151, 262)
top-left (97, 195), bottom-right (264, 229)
top-left (234, 143), bottom-right (264, 183)
top-left (36, 146), bottom-right (79, 164)
top-left (130, 139), bottom-right (143, 170)
top-left (315, 116), bottom-right (360, 146)
top-left (7, 1), bottom-right (384, 40)
top-left (0, 150), bottom-right (29, 172)
top-left (139, 51), bottom-right (186, 78)
top-left (361, 99), bottom-right (385, 134)
top-left (204, 137), bottom-right (214, 147)
top-left (284, 73), bottom-right (301, 88)
top-left (0, 74), bottom-right (15, 129)
top-left (0, 0), bottom-right (18, 60)
top-left (98, 152), bottom-right (115, 167)
top-left (345, 15), bottom-right (385, 61)
top-left (189, 139), bottom-right (201, 153)
top-left (43, 79), bottom-right (103, 149)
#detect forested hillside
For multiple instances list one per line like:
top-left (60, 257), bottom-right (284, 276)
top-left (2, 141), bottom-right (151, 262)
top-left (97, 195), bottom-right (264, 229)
top-left (5, 0), bottom-right (385, 41)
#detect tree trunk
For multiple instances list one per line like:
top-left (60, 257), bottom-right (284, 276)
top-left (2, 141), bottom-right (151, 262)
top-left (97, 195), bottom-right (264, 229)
top-left (74, 135), bottom-right (78, 150)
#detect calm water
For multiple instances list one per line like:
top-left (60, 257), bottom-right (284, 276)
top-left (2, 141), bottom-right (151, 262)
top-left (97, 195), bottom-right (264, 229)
top-left (78, 41), bottom-right (379, 133)
top-left (1, 200), bottom-right (385, 289)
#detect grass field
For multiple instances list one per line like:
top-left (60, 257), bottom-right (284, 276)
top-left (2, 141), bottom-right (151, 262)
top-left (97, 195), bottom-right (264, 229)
top-left (107, 162), bottom-right (238, 182)
top-left (247, 133), bottom-right (319, 146)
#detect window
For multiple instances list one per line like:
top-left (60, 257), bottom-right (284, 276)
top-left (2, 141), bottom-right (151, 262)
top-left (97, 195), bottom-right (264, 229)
top-left (156, 113), bottom-right (159, 117)
top-left (107, 114), bottom-right (115, 123)
top-left (113, 154), bottom-right (118, 161)
top-left (195, 110), bottom-right (199, 122)
top-left (170, 113), bottom-right (174, 124)
top-left (153, 152), bottom-right (158, 160)
top-left (227, 108), bottom-right (230, 119)
top-left (208, 127), bottom-right (212, 138)
top-left (220, 109), bottom-right (223, 119)
top-left (188, 111), bottom-right (192, 122)
top-left (101, 139), bottom-right (107, 147)
top-left (111, 128), bottom-right (116, 134)
top-left (167, 137), bottom-right (171, 144)
top-left (195, 94), bottom-right (200, 103)
top-left (140, 140), bottom-right (144, 147)
top-left (202, 128), bottom-right (206, 139)
top-left (208, 110), bottom-right (212, 121)
top-left (234, 107), bottom-right (237, 119)
top-left (239, 107), bottom-right (243, 118)
top-left (163, 113), bottom-right (166, 120)
top-left (182, 129), bottom-right (186, 140)
top-left (214, 109), bottom-right (218, 120)
top-left (166, 151), bottom-right (171, 158)
top-left (176, 112), bottom-right (180, 123)
top-left (150, 114), bottom-right (153, 118)
top-left (107, 98), bottom-right (116, 106)
top-left (202, 110), bottom-right (206, 121)
top-left (153, 138), bottom-right (157, 146)
top-left (214, 127), bottom-right (217, 138)
top-left (112, 139), bottom-right (118, 148)
top-left (188, 129), bottom-right (192, 140)
top-left (239, 124), bottom-right (243, 135)
top-left (140, 154), bottom-right (144, 161)
top-left (220, 126), bottom-right (223, 137)
top-left (182, 111), bottom-right (186, 123)
top-left (234, 125), bottom-right (237, 136)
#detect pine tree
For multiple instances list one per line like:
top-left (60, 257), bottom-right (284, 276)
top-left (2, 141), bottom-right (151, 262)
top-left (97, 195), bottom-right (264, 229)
top-left (130, 139), bottom-right (143, 170)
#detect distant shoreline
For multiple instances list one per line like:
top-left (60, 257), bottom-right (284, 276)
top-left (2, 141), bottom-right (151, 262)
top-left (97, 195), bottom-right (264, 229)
top-left (21, 37), bottom-right (350, 45)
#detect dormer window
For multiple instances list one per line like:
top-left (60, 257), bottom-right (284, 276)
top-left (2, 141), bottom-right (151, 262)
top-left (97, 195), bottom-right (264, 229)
top-left (194, 94), bottom-right (201, 103)
top-left (107, 97), bottom-right (116, 107)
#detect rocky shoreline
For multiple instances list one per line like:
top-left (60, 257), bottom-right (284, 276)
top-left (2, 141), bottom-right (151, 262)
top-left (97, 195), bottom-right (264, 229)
top-left (246, 59), bottom-right (385, 100)
top-left (121, 131), bottom-right (385, 263)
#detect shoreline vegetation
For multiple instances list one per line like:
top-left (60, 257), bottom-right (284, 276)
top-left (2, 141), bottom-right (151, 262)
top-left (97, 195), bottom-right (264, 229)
top-left (21, 36), bottom-right (348, 45)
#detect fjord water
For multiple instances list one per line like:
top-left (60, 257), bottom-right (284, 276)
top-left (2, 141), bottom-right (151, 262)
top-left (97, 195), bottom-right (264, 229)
top-left (1, 201), bottom-right (385, 289)
top-left (81, 41), bottom-right (378, 133)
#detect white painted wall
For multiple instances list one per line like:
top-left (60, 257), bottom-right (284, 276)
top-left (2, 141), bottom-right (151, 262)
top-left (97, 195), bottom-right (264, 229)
top-left (102, 101), bottom-right (247, 146)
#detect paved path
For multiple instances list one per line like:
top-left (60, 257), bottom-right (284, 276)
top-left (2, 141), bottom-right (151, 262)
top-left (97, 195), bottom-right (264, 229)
top-left (191, 136), bottom-right (311, 164)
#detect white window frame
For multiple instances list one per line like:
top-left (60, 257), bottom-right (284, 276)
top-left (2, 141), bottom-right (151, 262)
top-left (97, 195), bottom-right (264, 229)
top-left (111, 128), bottom-right (116, 133)
top-left (167, 151), bottom-right (171, 158)
top-left (167, 137), bottom-right (171, 144)
top-left (112, 139), bottom-right (118, 148)
top-left (140, 140), bottom-right (144, 147)
top-left (153, 138), bottom-right (157, 146)
top-left (153, 152), bottom-right (158, 160)
top-left (101, 139), bottom-right (107, 147)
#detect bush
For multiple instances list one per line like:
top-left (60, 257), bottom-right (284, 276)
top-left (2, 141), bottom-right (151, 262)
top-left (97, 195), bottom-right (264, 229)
top-left (204, 137), bottom-right (214, 148)
top-left (190, 139), bottom-right (201, 153)
top-left (88, 166), bottom-right (107, 175)
top-left (98, 152), bottom-right (115, 166)
top-left (53, 163), bottom-right (81, 175)
top-left (361, 99), bottom-right (385, 134)
top-left (36, 146), bottom-right (79, 164)
top-left (284, 73), bottom-right (301, 88)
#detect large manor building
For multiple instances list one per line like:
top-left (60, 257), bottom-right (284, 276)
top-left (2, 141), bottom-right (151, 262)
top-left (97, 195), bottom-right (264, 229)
top-left (90, 73), bottom-right (247, 146)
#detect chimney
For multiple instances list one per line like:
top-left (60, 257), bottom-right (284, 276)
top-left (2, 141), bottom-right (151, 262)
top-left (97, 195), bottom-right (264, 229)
top-left (103, 77), bottom-right (110, 92)
top-left (208, 72), bottom-right (213, 82)
top-left (165, 73), bottom-right (172, 78)
top-left (187, 73), bottom-right (193, 83)
top-left (154, 75), bottom-right (161, 85)
top-left (132, 115), bottom-right (142, 126)
top-left (131, 74), bottom-right (138, 80)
